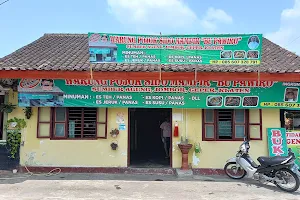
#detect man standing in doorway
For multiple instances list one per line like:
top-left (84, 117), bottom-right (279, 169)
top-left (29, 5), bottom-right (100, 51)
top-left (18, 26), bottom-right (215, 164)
top-left (160, 117), bottom-right (171, 158)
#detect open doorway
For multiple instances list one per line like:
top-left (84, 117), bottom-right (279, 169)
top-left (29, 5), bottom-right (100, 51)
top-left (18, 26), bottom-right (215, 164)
top-left (0, 95), bottom-right (4, 139)
top-left (129, 108), bottom-right (172, 168)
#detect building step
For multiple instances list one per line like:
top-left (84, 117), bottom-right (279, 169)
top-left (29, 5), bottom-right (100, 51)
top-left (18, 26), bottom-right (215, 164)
top-left (20, 166), bottom-right (176, 175)
top-left (175, 169), bottom-right (193, 178)
top-left (124, 168), bottom-right (175, 175)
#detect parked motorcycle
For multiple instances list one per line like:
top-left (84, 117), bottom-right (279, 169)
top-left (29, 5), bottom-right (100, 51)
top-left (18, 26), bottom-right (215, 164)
top-left (224, 140), bottom-right (300, 192)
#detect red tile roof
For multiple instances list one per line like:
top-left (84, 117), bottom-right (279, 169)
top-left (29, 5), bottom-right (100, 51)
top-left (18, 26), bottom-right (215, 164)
top-left (1, 33), bottom-right (300, 73)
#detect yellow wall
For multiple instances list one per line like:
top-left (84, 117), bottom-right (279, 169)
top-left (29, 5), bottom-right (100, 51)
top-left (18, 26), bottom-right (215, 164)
top-left (7, 90), bottom-right (280, 169)
top-left (8, 91), bottom-right (129, 167)
top-left (172, 109), bottom-right (280, 169)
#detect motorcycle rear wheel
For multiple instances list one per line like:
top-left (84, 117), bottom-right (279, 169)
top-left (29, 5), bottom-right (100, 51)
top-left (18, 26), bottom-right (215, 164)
top-left (224, 162), bottom-right (246, 179)
top-left (274, 168), bottom-right (300, 193)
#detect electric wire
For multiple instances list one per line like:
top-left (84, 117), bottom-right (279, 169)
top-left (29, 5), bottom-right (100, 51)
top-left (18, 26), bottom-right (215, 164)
top-left (0, 163), bottom-right (61, 180)
top-left (0, 0), bottom-right (10, 6)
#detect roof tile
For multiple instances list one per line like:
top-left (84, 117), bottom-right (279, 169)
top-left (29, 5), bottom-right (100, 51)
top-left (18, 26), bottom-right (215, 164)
top-left (0, 33), bottom-right (300, 73)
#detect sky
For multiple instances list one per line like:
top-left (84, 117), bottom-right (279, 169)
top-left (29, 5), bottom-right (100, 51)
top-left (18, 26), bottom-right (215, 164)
top-left (0, 0), bottom-right (300, 57)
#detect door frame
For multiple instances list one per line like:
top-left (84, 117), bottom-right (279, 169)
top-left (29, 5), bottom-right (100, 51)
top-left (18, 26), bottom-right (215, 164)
top-left (127, 108), bottom-right (172, 168)
top-left (0, 94), bottom-right (9, 141)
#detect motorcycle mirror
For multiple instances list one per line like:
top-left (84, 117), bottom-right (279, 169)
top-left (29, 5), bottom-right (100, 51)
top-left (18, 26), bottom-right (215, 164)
top-left (288, 148), bottom-right (295, 157)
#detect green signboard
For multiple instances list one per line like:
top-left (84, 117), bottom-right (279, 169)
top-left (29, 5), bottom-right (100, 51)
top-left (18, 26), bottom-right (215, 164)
top-left (18, 79), bottom-right (300, 109)
top-left (287, 131), bottom-right (300, 167)
top-left (267, 128), bottom-right (288, 157)
top-left (88, 33), bottom-right (262, 65)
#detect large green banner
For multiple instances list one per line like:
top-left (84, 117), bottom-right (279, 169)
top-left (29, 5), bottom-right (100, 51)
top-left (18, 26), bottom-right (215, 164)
top-left (88, 33), bottom-right (262, 65)
top-left (18, 79), bottom-right (300, 109)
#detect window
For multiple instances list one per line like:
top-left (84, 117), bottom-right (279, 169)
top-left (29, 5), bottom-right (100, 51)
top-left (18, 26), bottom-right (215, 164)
top-left (283, 110), bottom-right (300, 132)
top-left (248, 109), bottom-right (262, 140)
top-left (93, 47), bottom-right (117, 62)
top-left (37, 107), bottom-right (107, 139)
top-left (96, 54), bottom-right (103, 62)
top-left (202, 109), bottom-right (262, 141)
top-left (53, 107), bottom-right (67, 138)
top-left (37, 107), bottom-right (52, 138)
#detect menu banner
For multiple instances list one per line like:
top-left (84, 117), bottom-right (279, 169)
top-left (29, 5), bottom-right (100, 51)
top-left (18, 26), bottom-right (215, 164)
top-left (17, 79), bottom-right (300, 109)
top-left (88, 33), bottom-right (262, 65)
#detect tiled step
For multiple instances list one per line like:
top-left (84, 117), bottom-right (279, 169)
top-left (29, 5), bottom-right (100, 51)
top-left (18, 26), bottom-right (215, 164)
top-left (124, 168), bottom-right (175, 175)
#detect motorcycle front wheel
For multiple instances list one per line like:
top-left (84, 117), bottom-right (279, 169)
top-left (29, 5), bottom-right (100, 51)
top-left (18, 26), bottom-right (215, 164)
top-left (274, 168), bottom-right (300, 193)
top-left (224, 162), bottom-right (246, 179)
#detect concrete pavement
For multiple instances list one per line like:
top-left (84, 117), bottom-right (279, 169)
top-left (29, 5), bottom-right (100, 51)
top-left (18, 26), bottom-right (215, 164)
top-left (0, 173), bottom-right (299, 200)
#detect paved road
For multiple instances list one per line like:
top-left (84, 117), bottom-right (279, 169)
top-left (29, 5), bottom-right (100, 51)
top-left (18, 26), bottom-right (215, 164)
top-left (0, 173), bottom-right (299, 200)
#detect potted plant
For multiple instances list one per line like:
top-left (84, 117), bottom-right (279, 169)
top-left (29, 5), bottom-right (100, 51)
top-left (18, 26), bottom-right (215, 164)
top-left (23, 107), bottom-right (32, 119)
top-left (110, 128), bottom-right (120, 138)
top-left (110, 141), bottom-right (118, 150)
top-left (0, 103), bottom-right (16, 113)
top-left (194, 142), bottom-right (201, 153)
top-left (178, 136), bottom-right (193, 170)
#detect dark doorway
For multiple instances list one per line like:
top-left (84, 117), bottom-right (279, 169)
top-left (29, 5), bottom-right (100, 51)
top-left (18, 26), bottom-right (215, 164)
top-left (0, 95), bottom-right (9, 170)
top-left (129, 108), bottom-right (172, 168)
top-left (0, 95), bottom-right (4, 139)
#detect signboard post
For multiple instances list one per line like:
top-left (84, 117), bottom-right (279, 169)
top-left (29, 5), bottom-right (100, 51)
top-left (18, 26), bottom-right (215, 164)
top-left (267, 128), bottom-right (288, 157)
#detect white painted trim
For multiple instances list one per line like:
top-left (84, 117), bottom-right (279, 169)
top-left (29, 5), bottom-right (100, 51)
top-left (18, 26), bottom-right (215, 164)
top-left (0, 140), bottom-right (6, 144)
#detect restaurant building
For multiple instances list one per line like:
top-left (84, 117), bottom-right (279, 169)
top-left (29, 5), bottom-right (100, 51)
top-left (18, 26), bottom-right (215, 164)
top-left (0, 33), bottom-right (300, 174)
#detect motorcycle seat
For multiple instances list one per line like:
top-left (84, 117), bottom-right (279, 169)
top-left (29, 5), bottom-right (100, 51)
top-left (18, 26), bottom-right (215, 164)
top-left (257, 156), bottom-right (291, 166)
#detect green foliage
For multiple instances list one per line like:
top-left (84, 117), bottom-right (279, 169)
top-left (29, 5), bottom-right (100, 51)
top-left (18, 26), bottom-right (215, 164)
top-left (5, 117), bottom-right (27, 131)
top-left (5, 117), bottom-right (27, 159)
top-left (0, 103), bottom-right (16, 113)
top-left (23, 107), bottom-right (33, 119)
top-left (6, 132), bottom-right (21, 159)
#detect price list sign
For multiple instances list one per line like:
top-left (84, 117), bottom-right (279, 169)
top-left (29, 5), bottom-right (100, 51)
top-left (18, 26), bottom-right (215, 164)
top-left (18, 79), bottom-right (300, 109)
